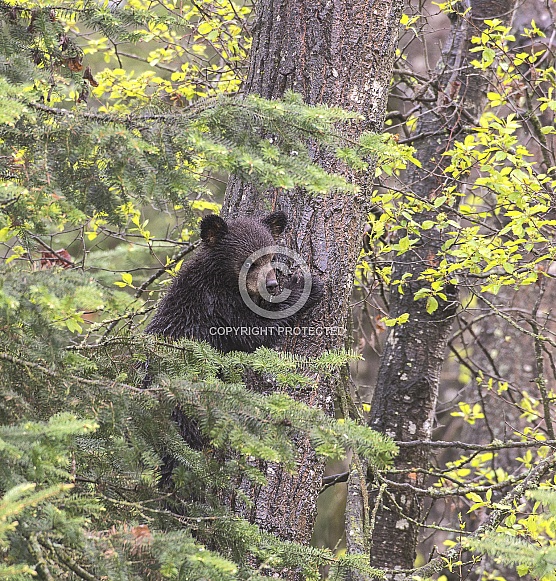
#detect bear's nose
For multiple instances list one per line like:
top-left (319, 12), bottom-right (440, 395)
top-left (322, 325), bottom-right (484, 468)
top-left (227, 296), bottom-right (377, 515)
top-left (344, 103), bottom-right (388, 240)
top-left (266, 271), bottom-right (278, 293)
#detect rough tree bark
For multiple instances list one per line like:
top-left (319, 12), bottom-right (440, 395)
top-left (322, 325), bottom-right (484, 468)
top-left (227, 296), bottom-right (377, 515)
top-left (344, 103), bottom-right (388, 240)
top-left (221, 0), bottom-right (403, 556)
top-left (367, 0), bottom-right (517, 570)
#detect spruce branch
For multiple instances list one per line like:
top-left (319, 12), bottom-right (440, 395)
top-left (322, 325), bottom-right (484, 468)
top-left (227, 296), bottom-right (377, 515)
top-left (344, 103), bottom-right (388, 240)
top-left (42, 538), bottom-right (99, 581)
top-left (26, 534), bottom-right (55, 581)
top-left (0, 352), bottom-right (149, 393)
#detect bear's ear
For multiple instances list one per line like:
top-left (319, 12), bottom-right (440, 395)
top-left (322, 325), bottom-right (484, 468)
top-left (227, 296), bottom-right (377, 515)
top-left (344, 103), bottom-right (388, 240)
top-left (262, 211), bottom-right (287, 239)
top-left (200, 214), bottom-right (228, 246)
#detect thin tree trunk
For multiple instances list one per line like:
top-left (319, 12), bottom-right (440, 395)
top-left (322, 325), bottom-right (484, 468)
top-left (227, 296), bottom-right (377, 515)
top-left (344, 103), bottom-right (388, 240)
top-left (222, 0), bottom-right (403, 555)
top-left (368, 0), bottom-right (517, 570)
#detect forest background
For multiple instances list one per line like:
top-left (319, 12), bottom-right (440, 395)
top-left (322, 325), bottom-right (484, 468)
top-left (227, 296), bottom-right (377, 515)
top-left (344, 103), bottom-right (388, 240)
top-left (1, 0), bottom-right (556, 580)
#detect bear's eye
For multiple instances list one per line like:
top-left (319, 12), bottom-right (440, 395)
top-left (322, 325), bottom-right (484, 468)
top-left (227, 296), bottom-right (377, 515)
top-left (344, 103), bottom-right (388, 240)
top-left (245, 261), bottom-right (252, 269)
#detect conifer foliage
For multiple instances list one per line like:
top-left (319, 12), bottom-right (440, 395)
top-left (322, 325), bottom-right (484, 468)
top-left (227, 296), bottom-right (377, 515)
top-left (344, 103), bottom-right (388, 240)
top-left (0, 0), bottom-right (399, 578)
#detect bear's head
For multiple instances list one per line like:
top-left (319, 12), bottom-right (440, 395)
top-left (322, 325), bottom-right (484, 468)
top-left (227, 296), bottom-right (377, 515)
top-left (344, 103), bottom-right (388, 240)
top-left (199, 211), bottom-right (287, 300)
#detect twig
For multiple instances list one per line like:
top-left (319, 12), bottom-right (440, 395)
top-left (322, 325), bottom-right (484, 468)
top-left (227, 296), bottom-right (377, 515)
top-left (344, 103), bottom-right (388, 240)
top-left (134, 242), bottom-right (197, 299)
top-left (27, 234), bottom-right (75, 267)
top-left (368, 483), bottom-right (386, 556)
top-left (397, 438), bottom-right (556, 450)
top-left (476, 292), bottom-right (556, 349)
top-left (378, 473), bottom-right (521, 498)
top-left (321, 471), bottom-right (349, 490)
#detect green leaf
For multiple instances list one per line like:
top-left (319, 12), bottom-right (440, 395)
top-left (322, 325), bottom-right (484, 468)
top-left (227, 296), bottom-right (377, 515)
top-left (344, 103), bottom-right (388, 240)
top-left (397, 313), bottom-right (410, 324)
top-left (66, 318), bottom-right (83, 334)
top-left (398, 236), bottom-right (411, 251)
top-left (0, 227), bottom-right (13, 242)
top-left (122, 272), bottom-right (133, 285)
top-left (198, 21), bottom-right (214, 35)
top-left (426, 296), bottom-right (438, 314)
top-left (413, 288), bottom-right (431, 300)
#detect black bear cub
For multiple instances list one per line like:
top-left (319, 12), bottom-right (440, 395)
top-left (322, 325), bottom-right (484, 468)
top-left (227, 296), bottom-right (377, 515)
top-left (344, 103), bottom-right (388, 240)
top-left (146, 211), bottom-right (323, 352)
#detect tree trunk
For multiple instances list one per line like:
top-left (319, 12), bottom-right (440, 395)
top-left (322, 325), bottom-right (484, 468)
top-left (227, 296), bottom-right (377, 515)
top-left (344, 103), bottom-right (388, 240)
top-left (368, 0), bottom-right (517, 570)
top-left (222, 0), bottom-right (403, 554)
